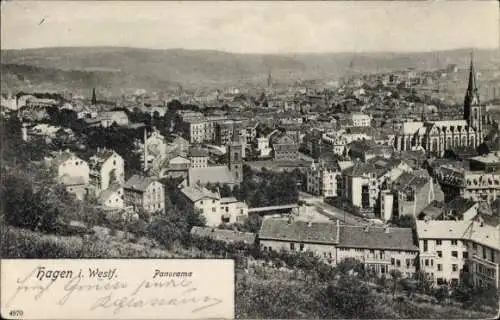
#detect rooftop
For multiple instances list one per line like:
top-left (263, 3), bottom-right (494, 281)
top-left (259, 218), bottom-right (339, 245)
top-left (181, 186), bottom-right (220, 203)
top-left (188, 166), bottom-right (236, 186)
top-left (123, 174), bottom-right (158, 192)
top-left (338, 225), bottom-right (418, 251)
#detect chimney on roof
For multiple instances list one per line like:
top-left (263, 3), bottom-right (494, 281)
top-left (364, 226), bottom-right (370, 232)
top-left (385, 227), bottom-right (390, 233)
top-left (308, 221), bottom-right (312, 227)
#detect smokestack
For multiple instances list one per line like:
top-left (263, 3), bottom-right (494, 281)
top-left (143, 127), bottom-right (148, 172)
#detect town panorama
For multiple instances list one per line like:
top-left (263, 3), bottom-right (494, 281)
top-left (1, 4), bottom-right (500, 320)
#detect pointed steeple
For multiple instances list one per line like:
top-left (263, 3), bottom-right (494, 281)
top-left (267, 69), bottom-right (273, 89)
top-left (464, 51), bottom-right (480, 107)
top-left (91, 88), bottom-right (97, 106)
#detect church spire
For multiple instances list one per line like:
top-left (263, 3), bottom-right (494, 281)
top-left (464, 51), bottom-right (480, 107)
top-left (91, 88), bottom-right (97, 106)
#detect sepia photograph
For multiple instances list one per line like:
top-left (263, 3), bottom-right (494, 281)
top-left (1, 0), bottom-right (500, 319)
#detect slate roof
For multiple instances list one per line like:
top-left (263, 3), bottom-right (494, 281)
top-left (123, 174), bottom-right (158, 192)
top-left (392, 172), bottom-right (429, 193)
top-left (181, 186), bottom-right (220, 203)
top-left (190, 226), bottom-right (256, 244)
top-left (258, 218), bottom-right (339, 245)
top-left (99, 184), bottom-right (123, 204)
top-left (338, 226), bottom-right (418, 251)
top-left (344, 157), bottom-right (404, 178)
top-left (420, 201), bottom-right (444, 219)
top-left (88, 148), bottom-right (117, 171)
top-left (444, 197), bottom-right (477, 217)
top-left (188, 166), bottom-right (236, 186)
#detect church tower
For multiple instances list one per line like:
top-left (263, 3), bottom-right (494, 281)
top-left (91, 88), bottom-right (97, 106)
top-left (464, 52), bottom-right (482, 135)
top-left (228, 126), bottom-right (243, 184)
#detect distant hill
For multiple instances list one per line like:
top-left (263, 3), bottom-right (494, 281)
top-left (1, 47), bottom-right (499, 95)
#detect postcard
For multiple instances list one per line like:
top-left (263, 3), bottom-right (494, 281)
top-left (1, 1), bottom-right (499, 320)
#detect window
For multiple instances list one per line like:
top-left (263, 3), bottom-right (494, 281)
top-left (492, 252), bottom-right (496, 263)
top-left (425, 259), bottom-right (429, 267)
top-left (431, 260), bottom-right (434, 266)
top-left (212, 207), bottom-right (216, 212)
top-left (396, 260), bottom-right (401, 267)
top-left (290, 243), bottom-right (295, 250)
top-left (452, 264), bottom-right (458, 272)
top-left (437, 264), bottom-right (442, 271)
top-left (406, 259), bottom-right (411, 268)
top-left (200, 200), bottom-right (203, 205)
top-left (437, 251), bottom-right (442, 258)
top-left (452, 251), bottom-right (458, 258)
top-left (483, 247), bottom-right (487, 259)
top-left (463, 252), bottom-right (468, 259)
top-left (423, 240), bottom-right (428, 252)
top-left (436, 240), bottom-right (442, 245)
top-left (472, 243), bottom-right (477, 250)
top-left (212, 200), bottom-right (216, 204)
top-left (451, 240), bottom-right (458, 246)
top-left (299, 243), bottom-right (304, 251)
top-left (391, 258), bottom-right (395, 265)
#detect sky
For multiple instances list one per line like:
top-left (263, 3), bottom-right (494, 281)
top-left (1, 1), bottom-right (499, 53)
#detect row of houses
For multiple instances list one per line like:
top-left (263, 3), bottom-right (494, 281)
top-left (192, 210), bottom-right (500, 289)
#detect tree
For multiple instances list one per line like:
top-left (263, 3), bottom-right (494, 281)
top-left (324, 276), bottom-right (376, 318)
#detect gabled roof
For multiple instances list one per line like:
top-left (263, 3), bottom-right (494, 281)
top-left (191, 226), bottom-right (256, 244)
top-left (259, 218), bottom-right (339, 245)
top-left (181, 186), bottom-right (220, 202)
top-left (88, 148), bottom-right (119, 170)
top-left (99, 184), bottom-right (123, 203)
top-left (338, 226), bottom-right (418, 251)
top-left (272, 134), bottom-right (296, 145)
top-left (188, 166), bottom-right (236, 186)
top-left (49, 150), bottom-right (83, 166)
top-left (123, 174), bottom-right (158, 192)
top-left (392, 172), bottom-right (429, 193)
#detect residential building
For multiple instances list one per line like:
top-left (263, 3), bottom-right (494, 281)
top-left (98, 111), bottom-right (129, 127)
top-left (416, 217), bottom-right (500, 288)
top-left (435, 165), bottom-right (500, 204)
top-left (88, 148), bottom-right (125, 194)
top-left (45, 150), bottom-right (90, 184)
top-left (270, 133), bottom-right (300, 161)
top-left (387, 171), bottom-right (444, 220)
top-left (189, 148), bottom-right (209, 168)
top-left (179, 186), bottom-right (248, 227)
top-left (336, 225), bottom-right (419, 278)
top-left (98, 184), bottom-right (125, 209)
top-left (44, 150), bottom-right (90, 200)
top-left (307, 160), bottom-right (341, 198)
top-left (159, 155), bottom-right (190, 178)
top-left (258, 217), bottom-right (340, 264)
top-left (123, 175), bottom-right (165, 215)
top-left (351, 112), bottom-right (372, 127)
top-left (342, 157), bottom-right (412, 215)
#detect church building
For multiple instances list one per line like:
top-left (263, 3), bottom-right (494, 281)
top-left (394, 56), bottom-right (484, 156)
